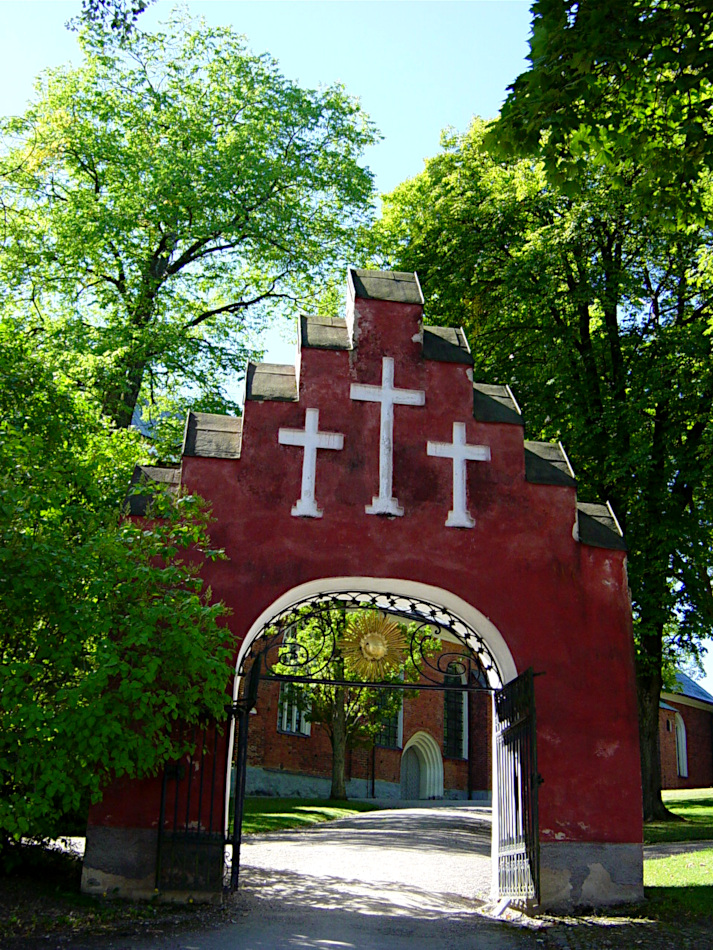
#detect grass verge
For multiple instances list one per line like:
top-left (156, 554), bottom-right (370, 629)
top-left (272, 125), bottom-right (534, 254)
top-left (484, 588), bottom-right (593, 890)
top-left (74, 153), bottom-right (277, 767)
top-left (241, 797), bottom-right (380, 835)
top-left (643, 848), bottom-right (713, 922)
top-left (644, 787), bottom-right (713, 844)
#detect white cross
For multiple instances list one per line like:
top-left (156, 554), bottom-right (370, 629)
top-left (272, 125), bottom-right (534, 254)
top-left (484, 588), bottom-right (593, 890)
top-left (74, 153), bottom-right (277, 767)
top-left (278, 409), bottom-right (344, 518)
top-left (427, 422), bottom-right (491, 528)
top-left (350, 356), bottom-right (425, 516)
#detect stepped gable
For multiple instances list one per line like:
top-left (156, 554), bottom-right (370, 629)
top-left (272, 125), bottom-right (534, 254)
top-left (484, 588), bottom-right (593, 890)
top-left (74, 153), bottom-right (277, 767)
top-left (178, 265), bottom-right (625, 551)
top-left (245, 362), bottom-right (298, 402)
top-left (472, 383), bottom-right (523, 426)
top-left (576, 502), bottom-right (626, 550)
top-left (126, 464), bottom-right (180, 516)
top-left (183, 411), bottom-right (243, 460)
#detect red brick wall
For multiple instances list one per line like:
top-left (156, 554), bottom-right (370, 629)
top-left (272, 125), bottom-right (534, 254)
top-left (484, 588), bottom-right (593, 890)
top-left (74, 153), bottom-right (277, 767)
top-left (659, 700), bottom-right (713, 790)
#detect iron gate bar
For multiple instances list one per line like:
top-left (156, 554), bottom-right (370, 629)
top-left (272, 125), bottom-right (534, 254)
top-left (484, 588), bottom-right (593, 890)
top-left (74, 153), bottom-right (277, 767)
top-left (260, 673), bottom-right (493, 692)
top-left (494, 667), bottom-right (540, 904)
top-left (155, 723), bottom-right (225, 895)
top-left (230, 653), bottom-right (262, 891)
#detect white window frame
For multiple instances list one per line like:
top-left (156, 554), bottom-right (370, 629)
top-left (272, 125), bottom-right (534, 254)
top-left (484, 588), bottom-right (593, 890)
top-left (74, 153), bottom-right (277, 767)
top-left (278, 684), bottom-right (311, 736)
top-left (675, 712), bottom-right (688, 778)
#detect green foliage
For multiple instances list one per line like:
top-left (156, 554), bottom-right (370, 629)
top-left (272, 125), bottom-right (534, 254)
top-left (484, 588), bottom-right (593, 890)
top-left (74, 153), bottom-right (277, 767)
top-left (0, 329), bottom-right (233, 845)
top-left (375, 119), bottom-right (713, 817)
top-left (492, 0), bottom-right (713, 220)
top-left (0, 12), bottom-right (378, 429)
top-left (74, 0), bottom-right (154, 41)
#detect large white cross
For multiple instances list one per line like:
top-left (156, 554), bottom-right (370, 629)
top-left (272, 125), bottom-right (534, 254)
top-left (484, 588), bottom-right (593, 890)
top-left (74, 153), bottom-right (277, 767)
top-left (278, 408), bottom-right (344, 518)
top-left (427, 422), bottom-right (491, 528)
top-left (350, 356), bottom-right (425, 516)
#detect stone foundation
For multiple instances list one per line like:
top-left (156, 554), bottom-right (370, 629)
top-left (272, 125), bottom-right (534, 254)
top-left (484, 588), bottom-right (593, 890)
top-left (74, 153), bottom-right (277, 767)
top-left (81, 825), bottom-right (223, 903)
top-left (82, 826), bottom-right (158, 900)
top-left (539, 842), bottom-right (644, 909)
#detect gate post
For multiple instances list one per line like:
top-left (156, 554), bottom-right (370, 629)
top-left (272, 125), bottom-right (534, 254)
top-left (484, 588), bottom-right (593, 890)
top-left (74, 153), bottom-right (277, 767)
top-left (229, 653), bottom-right (262, 890)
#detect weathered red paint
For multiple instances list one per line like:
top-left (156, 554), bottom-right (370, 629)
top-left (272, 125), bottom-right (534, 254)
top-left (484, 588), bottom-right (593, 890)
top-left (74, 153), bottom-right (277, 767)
top-left (89, 276), bottom-right (643, 854)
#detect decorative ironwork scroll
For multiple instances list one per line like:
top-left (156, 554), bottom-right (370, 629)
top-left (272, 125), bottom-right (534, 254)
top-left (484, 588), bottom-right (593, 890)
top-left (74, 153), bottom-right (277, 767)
top-left (237, 590), bottom-right (503, 691)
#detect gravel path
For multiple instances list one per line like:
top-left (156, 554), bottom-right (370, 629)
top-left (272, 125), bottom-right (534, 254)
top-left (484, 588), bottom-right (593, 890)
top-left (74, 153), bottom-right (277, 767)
top-left (235, 804), bottom-right (494, 906)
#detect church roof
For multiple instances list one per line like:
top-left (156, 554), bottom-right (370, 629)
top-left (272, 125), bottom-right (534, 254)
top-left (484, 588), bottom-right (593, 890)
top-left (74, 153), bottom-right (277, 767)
top-left (672, 672), bottom-right (713, 706)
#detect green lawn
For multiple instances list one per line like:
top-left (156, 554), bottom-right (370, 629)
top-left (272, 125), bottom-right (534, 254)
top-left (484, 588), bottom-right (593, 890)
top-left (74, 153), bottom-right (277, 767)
top-left (240, 797), bottom-right (380, 835)
top-left (644, 848), bottom-right (713, 921)
top-left (644, 787), bottom-right (713, 845)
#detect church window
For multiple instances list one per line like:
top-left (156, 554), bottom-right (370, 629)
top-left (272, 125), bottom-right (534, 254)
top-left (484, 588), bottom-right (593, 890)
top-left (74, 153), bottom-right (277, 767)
top-left (375, 693), bottom-right (402, 749)
top-left (675, 713), bottom-right (688, 778)
top-left (278, 684), bottom-right (311, 736)
top-left (443, 662), bottom-right (467, 759)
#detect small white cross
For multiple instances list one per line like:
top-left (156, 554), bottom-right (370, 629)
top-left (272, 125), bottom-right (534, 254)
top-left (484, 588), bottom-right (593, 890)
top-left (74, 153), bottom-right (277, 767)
top-left (351, 356), bottom-right (425, 516)
top-left (427, 422), bottom-right (491, 528)
top-left (278, 409), bottom-right (344, 518)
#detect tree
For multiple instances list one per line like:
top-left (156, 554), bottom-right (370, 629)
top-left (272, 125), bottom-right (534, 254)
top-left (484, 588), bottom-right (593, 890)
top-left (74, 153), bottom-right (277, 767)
top-left (0, 14), bottom-right (378, 434)
top-left (491, 0), bottom-right (713, 219)
top-left (275, 610), bottom-right (433, 799)
top-left (73, 0), bottom-right (154, 41)
top-left (374, 119), bottom-right (713, 820)
top-left (0, 327), bottom-right (233, 851)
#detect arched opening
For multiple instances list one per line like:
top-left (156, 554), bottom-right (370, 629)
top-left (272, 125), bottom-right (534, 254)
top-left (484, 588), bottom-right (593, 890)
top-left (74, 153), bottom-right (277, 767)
top-left (675, 712), bottom-right (688, 778)
top-left (400, 731), bottom-right (444, 799)
top-left (223, 577), bottom-right (524, 901)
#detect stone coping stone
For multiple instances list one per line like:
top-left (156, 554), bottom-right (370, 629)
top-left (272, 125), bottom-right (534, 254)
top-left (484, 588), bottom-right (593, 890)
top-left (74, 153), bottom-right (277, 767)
top-left (246, 362), bottom-right (299, 402)
top-left (472, 383), bottom-right (523, 425)
top-left (577, 501), bottom-right (626, 550)
top-left (300, 314), bottom-right (351, 350)
top-left (423, 326), bottom-right (473, 365)
top-left (183, 411), bottom-right (242, 459)
top-left (349, 268), bottom-right (424, 305)
top-left (126, 464), bottom-right (180, 516)
top-left (524, 441), bottom-right (576, 487)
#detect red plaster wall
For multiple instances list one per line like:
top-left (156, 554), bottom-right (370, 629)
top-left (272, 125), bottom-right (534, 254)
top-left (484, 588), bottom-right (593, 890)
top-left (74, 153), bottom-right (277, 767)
top-left (91, 284), bottom-right (642, 848)
top-left (660, 701), bottom-right (713, 790)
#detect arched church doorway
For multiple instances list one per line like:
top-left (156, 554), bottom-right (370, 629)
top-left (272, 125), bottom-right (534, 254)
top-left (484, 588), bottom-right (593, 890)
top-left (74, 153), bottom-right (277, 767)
top-left (400, 732), bottom-right (443, 799)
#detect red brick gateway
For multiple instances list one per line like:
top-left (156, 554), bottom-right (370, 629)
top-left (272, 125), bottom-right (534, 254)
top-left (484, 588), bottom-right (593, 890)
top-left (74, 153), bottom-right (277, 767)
top-left (82, 269), bottom-right (644, 910)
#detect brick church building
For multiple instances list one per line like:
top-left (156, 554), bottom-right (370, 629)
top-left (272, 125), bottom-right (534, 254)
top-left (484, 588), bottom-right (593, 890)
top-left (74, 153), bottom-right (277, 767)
top-left (659, 672), bottom-right (713, 790)
top-left (245, 649), bottom-right (493, 802)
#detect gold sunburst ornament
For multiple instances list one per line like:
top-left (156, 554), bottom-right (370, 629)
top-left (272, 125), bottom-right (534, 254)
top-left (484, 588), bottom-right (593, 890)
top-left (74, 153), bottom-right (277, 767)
top-left (341, 611), bottom-right (406, 681)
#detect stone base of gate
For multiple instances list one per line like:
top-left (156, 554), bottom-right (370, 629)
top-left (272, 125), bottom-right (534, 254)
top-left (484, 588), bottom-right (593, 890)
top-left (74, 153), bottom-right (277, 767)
top-left (82, 826), bottom-right (158, 900)
top-left (81, 826), bottom-right (223, 904)
top-left (538, 842), bottom-right (644, 909)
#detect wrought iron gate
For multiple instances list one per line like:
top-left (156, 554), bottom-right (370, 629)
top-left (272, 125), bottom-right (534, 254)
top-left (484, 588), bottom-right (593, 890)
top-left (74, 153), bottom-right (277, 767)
top-left (155, 722), bottom-right (226, 894)
top-left (494, 667), bottom-right (540, 903)
top-left (155, 594), bottom-right (541, 905)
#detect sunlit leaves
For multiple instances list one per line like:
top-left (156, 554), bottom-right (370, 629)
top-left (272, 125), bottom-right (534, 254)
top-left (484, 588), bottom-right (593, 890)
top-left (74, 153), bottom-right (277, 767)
top-left (0, 332), bottom-right (232, 845)
top-left (0, 12), bottom-right (378, 429)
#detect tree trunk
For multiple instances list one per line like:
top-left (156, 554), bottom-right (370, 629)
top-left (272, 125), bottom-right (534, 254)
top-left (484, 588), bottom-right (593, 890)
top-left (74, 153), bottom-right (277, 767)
top-left (637, 666), bottom-right (669, 821)
top-left (102, 355), bottom-right (146, 429)
top-left (329, 687), bottom-right (347, 800)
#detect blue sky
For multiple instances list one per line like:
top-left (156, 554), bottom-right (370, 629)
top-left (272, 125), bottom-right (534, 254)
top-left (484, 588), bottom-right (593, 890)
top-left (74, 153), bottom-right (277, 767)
top-left (2, 1), bottom-right (712, 690)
